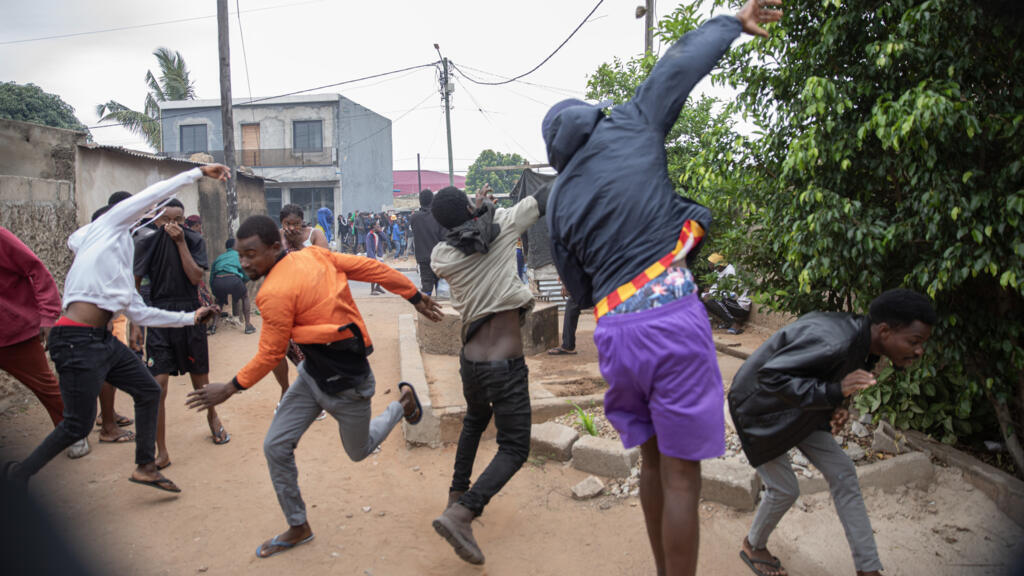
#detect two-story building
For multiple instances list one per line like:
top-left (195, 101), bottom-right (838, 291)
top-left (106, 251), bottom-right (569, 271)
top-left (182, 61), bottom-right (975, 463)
top-left (159, 93), bottom-right (392, 225)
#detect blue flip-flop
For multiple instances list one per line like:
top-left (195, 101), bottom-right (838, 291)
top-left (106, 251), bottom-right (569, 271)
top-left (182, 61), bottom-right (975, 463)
top-left (398, 381), bottom-right (423, 425)
top-left (255, 533), bottom-right (315, 559)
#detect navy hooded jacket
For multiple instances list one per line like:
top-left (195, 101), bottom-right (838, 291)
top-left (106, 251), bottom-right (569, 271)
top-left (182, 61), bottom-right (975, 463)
top-left (543, 15), bottom-right (741, 308)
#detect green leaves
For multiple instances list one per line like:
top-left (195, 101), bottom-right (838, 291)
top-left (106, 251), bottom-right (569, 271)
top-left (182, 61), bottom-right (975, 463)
top-left (465, 150), bottom-right (527, 197)
top-left (0, 82), bottom-right (91, 135)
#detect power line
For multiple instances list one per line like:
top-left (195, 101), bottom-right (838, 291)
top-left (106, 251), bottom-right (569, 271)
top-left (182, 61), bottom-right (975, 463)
top-left (0, 0), bottom-right (326, 46)
top-left (236, 0), bottom-right (257, 123)
top-left (453, 76), bottom-right (533, 161)
top-left (86, 62), bottom-right (439, 130)
top-left (450, 0), bottom-right (605, 86)
top-left (452, 63), bottom-right (584, 97)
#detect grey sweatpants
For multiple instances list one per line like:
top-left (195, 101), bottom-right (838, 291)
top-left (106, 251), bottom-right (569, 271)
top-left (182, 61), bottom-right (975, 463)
top-left (748, 430), bottom-right (882, 572)
top-left (264, 365), bottom-right (404, 526)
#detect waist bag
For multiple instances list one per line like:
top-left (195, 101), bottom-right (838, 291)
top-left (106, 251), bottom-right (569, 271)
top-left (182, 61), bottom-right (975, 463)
top-left (297, 324), bottom-right (373, 395)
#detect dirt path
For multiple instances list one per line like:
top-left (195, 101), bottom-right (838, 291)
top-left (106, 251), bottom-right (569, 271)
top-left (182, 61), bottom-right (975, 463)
top-left (1, 295), bottom-right (1021, 575)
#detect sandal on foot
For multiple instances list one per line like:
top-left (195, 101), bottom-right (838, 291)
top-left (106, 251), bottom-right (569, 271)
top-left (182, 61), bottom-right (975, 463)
top-left (740, 550), bottom-right (786, 576)
top-left (96, 414), bottom-right (134, 427)
top-left (244, 325), bottom-right (256, 334)
top-left (255, 534), bottom-right (315, 559)
top-left (128, 475), bottom-right (181, 493)
top-left (546, 347), bottom-right (577, 355)
top-left (398, 382), bottom-right (423, 425)
top-left (99, 430), bottom-right (136, 443)
top-left (212, 426), bottom-right (231, 445)
top-left (728, 327), bottom-right (745, 335)
top-left (315, 410), bottom-right (327, 421)
top-left (156, 460), bottom-right (172, 471)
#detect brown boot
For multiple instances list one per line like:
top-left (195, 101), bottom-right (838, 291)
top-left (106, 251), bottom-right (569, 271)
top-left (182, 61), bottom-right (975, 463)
top-left (447, 490), bottom-right (465, 510)
top-left (432, 503), bottom-right (484, 565)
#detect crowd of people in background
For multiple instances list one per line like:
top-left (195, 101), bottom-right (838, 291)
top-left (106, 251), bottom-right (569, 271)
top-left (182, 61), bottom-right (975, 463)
top-left (336, 210), bottom-right (411, 259)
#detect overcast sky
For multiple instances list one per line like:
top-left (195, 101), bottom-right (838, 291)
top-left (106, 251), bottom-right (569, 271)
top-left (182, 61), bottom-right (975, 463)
top-left (0, 0), bottom-right (742, 175)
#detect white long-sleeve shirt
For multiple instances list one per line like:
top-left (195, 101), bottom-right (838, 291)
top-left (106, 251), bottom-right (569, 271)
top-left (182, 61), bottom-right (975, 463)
top-left (63, 168), bottom-right (202, 327)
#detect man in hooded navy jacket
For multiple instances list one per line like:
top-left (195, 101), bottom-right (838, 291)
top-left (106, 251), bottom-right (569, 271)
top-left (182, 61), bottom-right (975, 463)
top-left (541, 1), bottom-right (781, 574)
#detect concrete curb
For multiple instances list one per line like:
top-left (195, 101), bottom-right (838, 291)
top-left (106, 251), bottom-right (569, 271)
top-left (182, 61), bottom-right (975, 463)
top-left (796, 452), bottom-right (934, 496)
top-left (905, 430), bottom-right (1024, 528)
top-left (714, 338), bottom-right (752, 360)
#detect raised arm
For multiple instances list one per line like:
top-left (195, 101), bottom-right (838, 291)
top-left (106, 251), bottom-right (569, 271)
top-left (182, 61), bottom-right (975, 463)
top-left (102, 164), bottom-right (230, 231)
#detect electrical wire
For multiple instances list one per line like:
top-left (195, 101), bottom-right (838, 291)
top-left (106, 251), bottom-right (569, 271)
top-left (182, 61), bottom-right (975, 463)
top-left (0, 0), bottom-right (327, 46)
top-left (86, 62), bottom-right (439, 130)
top-left (450, 0), bottom-right (605, 86)
top-left (453, 76), bottom-right (533, 161)
top-left (452, 63), bottom-right (584, 98)
top-left (236, 0), bottom-right (257, 123)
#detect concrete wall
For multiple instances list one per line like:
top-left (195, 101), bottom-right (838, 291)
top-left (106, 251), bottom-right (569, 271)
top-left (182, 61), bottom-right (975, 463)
top-left (75, 147), bottom-right (202, 227)
top-left (200, 174), bottom-right (268, 266)
top-left (0, 118), bottom-right (83, 187)
top-left (338, 96), bottom-right (392, 212)
top-left (160, 108), bottom-right (222, 154)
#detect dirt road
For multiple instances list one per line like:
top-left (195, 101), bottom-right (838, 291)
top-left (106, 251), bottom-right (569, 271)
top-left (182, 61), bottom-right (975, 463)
top-left (1, 294), bottom-right (1020, 575)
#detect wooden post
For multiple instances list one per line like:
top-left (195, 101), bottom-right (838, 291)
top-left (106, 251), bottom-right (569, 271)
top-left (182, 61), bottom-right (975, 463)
top-left (217, 0), bottom-right (238, 235)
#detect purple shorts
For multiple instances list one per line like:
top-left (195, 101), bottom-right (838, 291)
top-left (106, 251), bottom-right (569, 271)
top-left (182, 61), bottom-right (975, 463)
top-left (594, 293), bottom-right (725, 461)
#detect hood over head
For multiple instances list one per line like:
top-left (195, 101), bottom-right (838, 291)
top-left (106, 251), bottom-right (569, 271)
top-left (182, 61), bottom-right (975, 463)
top-left (541, 98), bottom-right (609, 173)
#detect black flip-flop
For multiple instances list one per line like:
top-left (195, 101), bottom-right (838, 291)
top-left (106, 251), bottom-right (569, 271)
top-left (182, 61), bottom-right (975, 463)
top-left (96, 415), bottom-right (134, 428)
top-left (547, 347), bottom-right (578, 356)
top-left (128, 475), bottom-right (181, 493)
top-left (739, 550), bottom-right (786, 576)
top-left (398, 382), bottom-right (423, 425)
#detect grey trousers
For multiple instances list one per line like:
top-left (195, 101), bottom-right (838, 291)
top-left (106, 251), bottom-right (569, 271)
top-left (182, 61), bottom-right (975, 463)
top-left (748, 430), bottom-right (883, 573)
top-left (263, 365), bottom-right (404, 526)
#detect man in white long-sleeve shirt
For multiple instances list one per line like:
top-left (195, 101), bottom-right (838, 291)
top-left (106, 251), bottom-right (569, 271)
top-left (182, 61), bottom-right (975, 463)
top-left (3, 164), bottom-right (227, 493)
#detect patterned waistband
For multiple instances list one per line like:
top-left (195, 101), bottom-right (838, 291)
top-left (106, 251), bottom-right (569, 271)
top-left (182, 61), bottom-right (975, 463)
top-left (594, 220), bottom-right (704, 320)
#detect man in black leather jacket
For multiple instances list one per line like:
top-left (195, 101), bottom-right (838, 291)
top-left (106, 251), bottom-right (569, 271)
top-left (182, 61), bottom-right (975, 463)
top-left (729, 289), bottom-right (936, 576)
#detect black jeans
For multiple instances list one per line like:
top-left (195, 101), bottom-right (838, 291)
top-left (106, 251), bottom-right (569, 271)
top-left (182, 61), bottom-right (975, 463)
top-left (16, 327), bottom-right (161, 480)
top-left (452, 354), bottom-right (531, 515)
top-left (561, 294), bottom-right (581, 351)
top-left (418, 260), bottom-right (437, 295)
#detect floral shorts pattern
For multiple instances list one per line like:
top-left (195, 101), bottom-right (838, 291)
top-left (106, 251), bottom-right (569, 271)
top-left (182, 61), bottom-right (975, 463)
top-left (606, 266), bottom-right (697, 316)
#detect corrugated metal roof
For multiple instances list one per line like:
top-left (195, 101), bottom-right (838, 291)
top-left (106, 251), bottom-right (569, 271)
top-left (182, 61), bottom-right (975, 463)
top-left (77, 143), bottom-right (269, 182)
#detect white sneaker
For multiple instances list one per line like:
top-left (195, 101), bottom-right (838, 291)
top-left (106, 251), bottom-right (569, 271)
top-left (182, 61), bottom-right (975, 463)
top-left (66, 438), bottom-right (91, 459)
top-left (316, 410), bottom-right (327, 421)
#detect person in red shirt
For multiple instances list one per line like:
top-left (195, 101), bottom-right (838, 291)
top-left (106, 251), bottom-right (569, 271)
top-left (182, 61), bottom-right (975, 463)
top-left (186, 215), bottom-right (443, 558)
top-left (0, 227), bottom-right (90, 459)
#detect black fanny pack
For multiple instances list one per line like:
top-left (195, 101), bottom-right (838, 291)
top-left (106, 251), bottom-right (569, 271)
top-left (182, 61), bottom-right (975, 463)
top-left (297, 324), bottom-right (373, 395)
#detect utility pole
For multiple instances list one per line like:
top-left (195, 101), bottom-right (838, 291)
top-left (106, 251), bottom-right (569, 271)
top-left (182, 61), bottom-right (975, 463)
top-left (636, 1), bottom-right (654, 54)
top-left (217, 0), bottom-right (238, 235)
top-left (434, 44), bottom-right (454, 187)
top-left (417, 153), bottom-right (422, 192)
top-left (645, 0), bottom-right (654, 54)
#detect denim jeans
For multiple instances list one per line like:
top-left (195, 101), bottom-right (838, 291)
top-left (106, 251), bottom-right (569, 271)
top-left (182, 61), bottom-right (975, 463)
top-left (16, 326), bottom-right (161, 480)
top-left (451, 354), bottom-right (532, 515)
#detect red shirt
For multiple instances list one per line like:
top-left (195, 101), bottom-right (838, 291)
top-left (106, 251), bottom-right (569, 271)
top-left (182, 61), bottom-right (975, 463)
top-left (0, 227), bottom-right (62, 347)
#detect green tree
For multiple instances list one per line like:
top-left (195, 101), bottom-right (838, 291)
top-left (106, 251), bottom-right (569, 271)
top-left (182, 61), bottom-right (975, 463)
top-left (688, 0), bottom-right (1024, 476)
top-left (465, 149), bottom-right (527, 196)
top-left (96, 47), bottom-right (197, 151)
top-left (0, 82), bottom-right (90, 134)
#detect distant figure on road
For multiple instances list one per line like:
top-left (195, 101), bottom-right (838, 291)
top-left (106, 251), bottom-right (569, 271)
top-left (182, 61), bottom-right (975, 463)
top-left (409, 189), bottom-right (446, 295)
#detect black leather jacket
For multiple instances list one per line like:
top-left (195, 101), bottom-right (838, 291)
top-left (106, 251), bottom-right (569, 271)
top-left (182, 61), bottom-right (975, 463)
top-left (728, 313), bottom-right (878, 467)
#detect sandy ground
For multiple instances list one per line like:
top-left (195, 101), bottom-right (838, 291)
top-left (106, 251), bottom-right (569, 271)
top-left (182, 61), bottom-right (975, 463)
top-left (1, 294), bottom-right (1022, 575)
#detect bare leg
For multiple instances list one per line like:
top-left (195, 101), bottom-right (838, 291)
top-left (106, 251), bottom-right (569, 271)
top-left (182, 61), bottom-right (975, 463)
top-left (660, 454), bottom-right (702, 576)
top-left (256, 522), bottom-right (314, 558)
top-left (272, 358), bottom-right (289, 399)
top-left (640, 437), bottom-right (666, 576)
top-left (242, 292), bottom-right (253, 329)
top-left (190, 373), bottom-right (228, 443)
top-left (97, 383), bottom-right (134, 442)
top-left (154, 373), bottom-right (171, 468)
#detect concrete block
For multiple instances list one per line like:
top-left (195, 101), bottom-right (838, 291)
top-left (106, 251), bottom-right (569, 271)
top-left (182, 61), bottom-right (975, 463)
top-left (798, 474), bottom-right (829, 495)
top-left (416, 302), bottom-right (560, 356)
top-left (571, 435), bottom-right (639, 478)
top-left (530, 422), bottom-right (579, 462)
top-left (857, 451), bottom-right (933, 492)
top-left (701, 458), bottom-right (761, 511)
top-left (572, 476), bottom-right (605, 500)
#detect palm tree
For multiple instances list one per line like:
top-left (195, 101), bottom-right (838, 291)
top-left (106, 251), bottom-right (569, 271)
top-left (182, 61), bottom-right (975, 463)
top-left (96, 47), bottom-right (197, 151)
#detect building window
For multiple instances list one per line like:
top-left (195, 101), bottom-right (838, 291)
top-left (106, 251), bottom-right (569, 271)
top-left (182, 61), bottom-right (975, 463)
top-left (265, 188), bottom-right (282, 225)
top-left (293, 120), bottom-right (323, 152)
top-left (180, 124), bottom-right (208, 155)
top-left (290, 187), bottom-right (334, 226)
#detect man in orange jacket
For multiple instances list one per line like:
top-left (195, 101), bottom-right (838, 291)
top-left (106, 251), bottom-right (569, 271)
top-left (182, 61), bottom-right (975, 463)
top-left (186, 215), bottom-right (443, 558)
